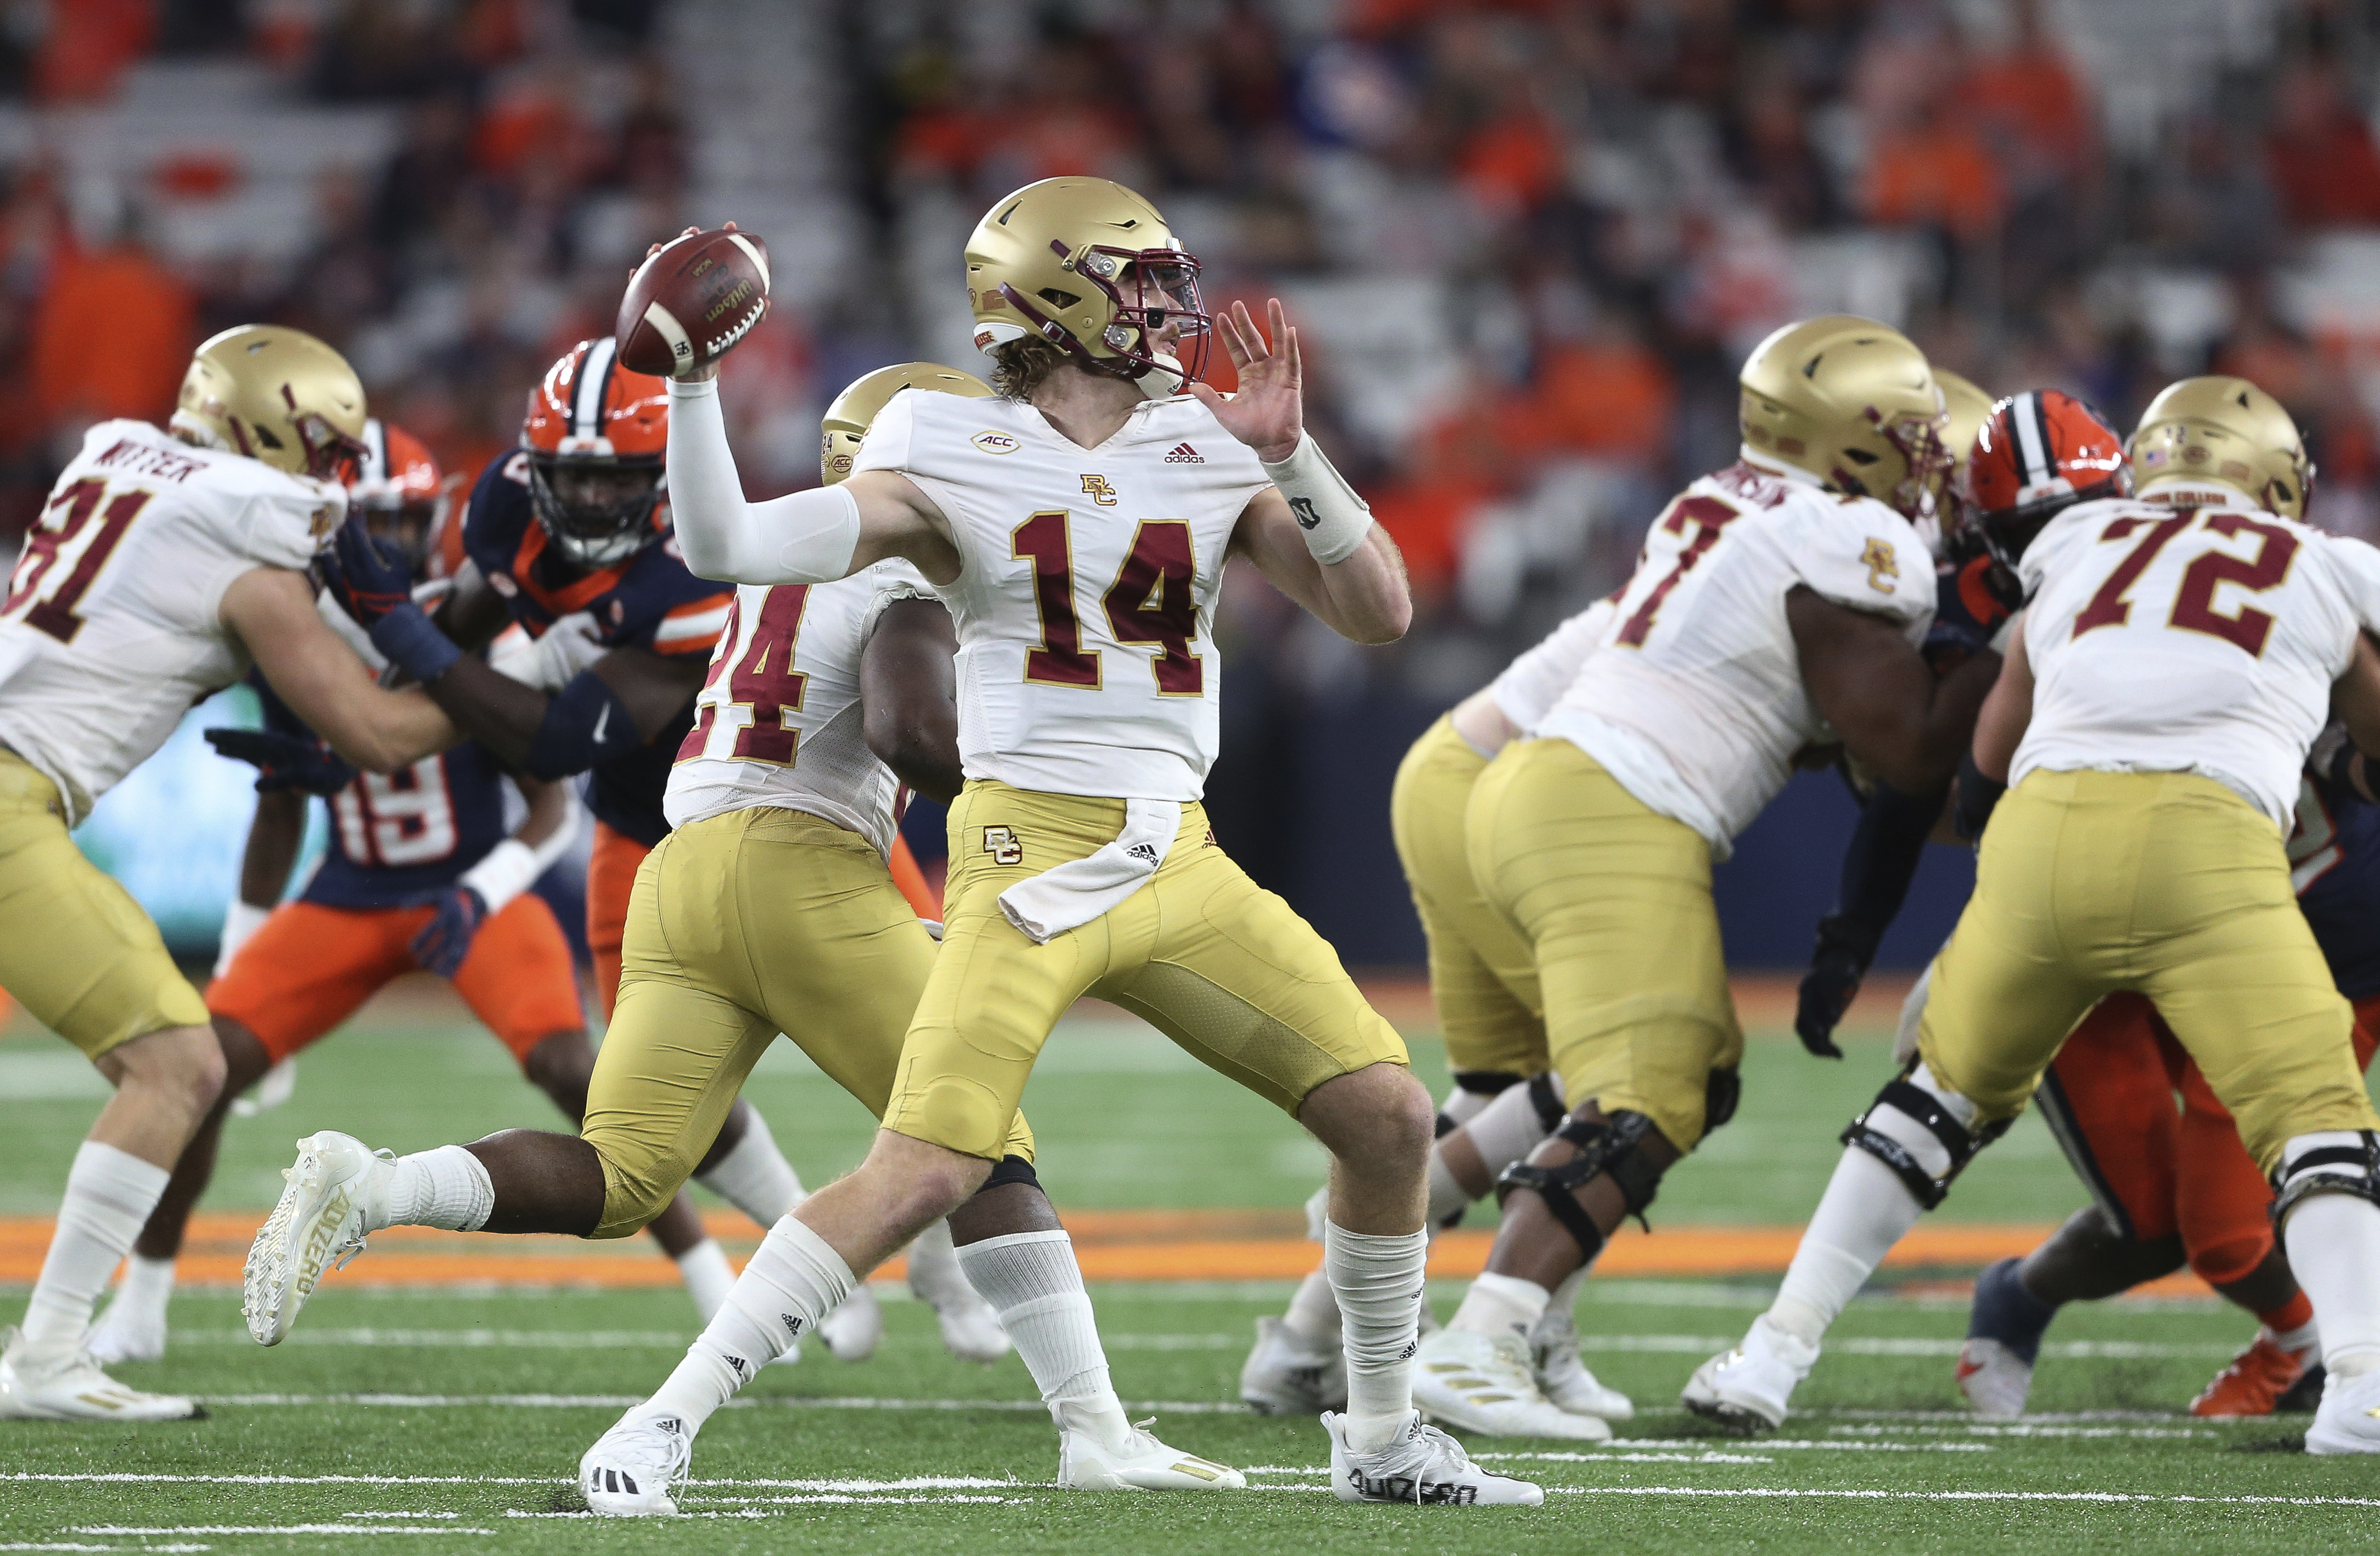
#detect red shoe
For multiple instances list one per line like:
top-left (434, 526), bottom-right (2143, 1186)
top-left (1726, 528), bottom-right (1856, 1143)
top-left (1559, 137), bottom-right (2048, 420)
top-left (2190, 1334), bottom-right (2311, 1418)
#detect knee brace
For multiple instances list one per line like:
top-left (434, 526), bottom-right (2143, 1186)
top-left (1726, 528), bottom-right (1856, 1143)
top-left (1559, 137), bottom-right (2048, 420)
top-left (1495, 1109), bottom-right (1665, 1264)
top-left (1840, 1065), bottom-right (2006, 1211)
top-left (2271, 1132), bottom-right (2380, 1228)
top-left (973, 1154), bottom-right (1042, 1196)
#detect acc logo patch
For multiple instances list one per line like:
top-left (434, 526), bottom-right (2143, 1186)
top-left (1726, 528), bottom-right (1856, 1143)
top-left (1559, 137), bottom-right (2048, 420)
top-left (983, 825), bottom-right (1024, 866)
top-left (1860, 537), bottom-right (1899, 595)
top-left (972, 430), bottom-right (1019, 455)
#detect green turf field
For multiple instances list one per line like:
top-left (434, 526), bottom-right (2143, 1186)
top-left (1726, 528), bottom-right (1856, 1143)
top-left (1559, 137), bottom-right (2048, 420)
top-left (5, 1000), bottom-right (2377, 1553)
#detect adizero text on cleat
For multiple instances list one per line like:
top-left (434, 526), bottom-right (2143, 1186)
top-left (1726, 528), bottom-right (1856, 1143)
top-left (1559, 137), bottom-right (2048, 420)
top-left (1322, 1409), bottom-right (1542, 1505)
top-left (580, 1406), bottom-right (694, 1514)
top-left (242, 1131), bottom-right (379, 1346)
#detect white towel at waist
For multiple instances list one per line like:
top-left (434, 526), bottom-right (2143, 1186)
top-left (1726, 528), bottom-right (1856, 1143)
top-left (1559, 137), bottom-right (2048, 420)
top-left (997, 797), bottom-right (1181, 944)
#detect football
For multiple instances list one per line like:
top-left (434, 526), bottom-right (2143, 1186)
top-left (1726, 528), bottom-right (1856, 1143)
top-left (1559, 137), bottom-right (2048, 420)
top-left (614, 226), bottom-right (771, 377)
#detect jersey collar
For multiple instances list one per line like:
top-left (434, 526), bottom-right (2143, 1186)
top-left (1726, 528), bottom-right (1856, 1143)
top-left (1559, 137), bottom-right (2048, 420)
top-left (2135, 482), bottom-right (2262, 516)
top-left (1738, 446), bottom-right (1827, 489)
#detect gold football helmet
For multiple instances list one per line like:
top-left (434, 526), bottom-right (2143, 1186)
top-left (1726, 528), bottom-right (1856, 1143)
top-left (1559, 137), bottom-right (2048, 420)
top-left (821, 362), bottom-right (994, 485)
top-left (2127, 376), bottom-right (2313, 522)
top-left (964, 178), bottom-right (1210, 393)
top-left (1739, 315), bottom-right (1949, 519)
top-left (172, 324), bottom-right (368, 482)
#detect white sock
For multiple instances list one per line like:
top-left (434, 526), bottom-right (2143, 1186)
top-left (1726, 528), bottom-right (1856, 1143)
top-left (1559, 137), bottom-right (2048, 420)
top-left (650, 1214), bottom-right (854, 1432)
top-left (1769, 1148), bottom-right (1926, 1344)
top-left (1447, 1269), bottom-right (1550, 1342)
top-left (675, 1238), bottom-right (736, 1322)
top-left (2270, 1314), bottom-right (2322, 1356)
top-left (21, 1142), bottom-right (171, 1360)
top-left (2280, 1187), bottom-right (2380, 1380)
top-left (694, 1106), bottom-right (804, 1228)
top-left (1438, 1083), bottom-right (1495, 1130)
top-left (906, 1219), bottom-right (972, 1308)
top-left (1281, 1268), bottom-right (1341, 1349)
top-left (955, 1229), bottom-right (1132, 1446)
top-left (366, 1145), bottom-right (493, 1233)
top-left (1529, 1263), bottom-right (1592, 1345)
top-left (104, 1252), bottom-right (176, 1326)
top-left (1324, 1221), bottom-right (1427, 1453)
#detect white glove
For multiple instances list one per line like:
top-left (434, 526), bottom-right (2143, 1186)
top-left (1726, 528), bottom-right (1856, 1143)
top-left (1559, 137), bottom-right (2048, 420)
top-left (489, 611), bottom-right (610, 691)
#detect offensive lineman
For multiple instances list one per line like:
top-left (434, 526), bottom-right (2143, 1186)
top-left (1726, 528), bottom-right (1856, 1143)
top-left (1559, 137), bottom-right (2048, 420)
top-left (571, 186), bottom-right (1540, 1505)
top-left (1685, 378), bottom-right (2380, 1456)
top-left (1408, 317), bottom-right (1999, 1437)
top-left (0, 326), bottom-right (454, 1419)
top-left (244, 361), bottom-right (1242, 1507)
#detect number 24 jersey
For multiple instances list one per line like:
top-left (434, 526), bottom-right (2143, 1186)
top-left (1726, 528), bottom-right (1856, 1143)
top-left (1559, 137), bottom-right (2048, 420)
top-left (852, 390), bottom-right (1271, 803)
top-left (0, 419), bottom-right (344, 824)
top-left (2014, 492), bottom-right (2380, 828)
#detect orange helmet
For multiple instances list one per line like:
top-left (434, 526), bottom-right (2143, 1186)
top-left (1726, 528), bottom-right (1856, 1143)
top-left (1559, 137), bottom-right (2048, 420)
top-left (520, 337), bottom-right (669, 567)
top-left (1969, 390), bottom-right (2129, 564)
top-left (347, 418), bottom-right (447, 572)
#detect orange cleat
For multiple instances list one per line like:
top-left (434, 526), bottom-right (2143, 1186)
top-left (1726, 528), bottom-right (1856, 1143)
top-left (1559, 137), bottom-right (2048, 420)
top-left (2190, 1333), bottom-right (2312, 1418)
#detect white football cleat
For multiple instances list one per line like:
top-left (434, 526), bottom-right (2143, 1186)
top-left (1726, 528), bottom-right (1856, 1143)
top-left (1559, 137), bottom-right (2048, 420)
top-left (2305, 1365), bottom-right (2380, 1455)
top-left (1955, 1336), bottom-right (2034, 1419)
top-left (580, 1404), bottom-right (694, 1514)
top-left (1058, 1417), bottom-right (1245, 1490)
top-left (816, 1286), bottom-right (880, 1362)
top-left (924, 1285), bottom-right (1011, 1364)
top-left (86, 1294), bottom-right (169, 1367)
top-left (0, 1330), bottom-right (200, 1421)
top-left (1532, 1308), bottom-right (1633, 1421)
top-left (243, 1130), bottom-right (379, 1345)
top-left (1322, 1409), bottom-right (1543, 1505)
top-left (1412, 1326), bottom-right (1613, 1440)
top-left (1682, 1314), bottom-right (1816, 1434)
top-left (1239, 1316), bottom-right (1347, 1415)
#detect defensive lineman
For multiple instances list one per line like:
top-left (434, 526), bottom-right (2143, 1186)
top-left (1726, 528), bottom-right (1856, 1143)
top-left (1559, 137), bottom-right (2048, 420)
top-left (604, 184), bottom-right (1540, 1504)
top-left (0, 326), bottom-right (453, 1419)
top-left (1686, 378), bottom-right (2380, 1455)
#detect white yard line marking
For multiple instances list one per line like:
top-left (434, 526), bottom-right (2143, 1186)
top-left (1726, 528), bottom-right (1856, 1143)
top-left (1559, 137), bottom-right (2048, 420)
top-left (1485, 1440), bottom-right (1992, 1457)
top-left (1541, 1488), bottom-right (2380, 1506)
top-left (182, 1392), bottom-right (1240, 1414)
top-left (75, 1529), bottom-right (488, 1538)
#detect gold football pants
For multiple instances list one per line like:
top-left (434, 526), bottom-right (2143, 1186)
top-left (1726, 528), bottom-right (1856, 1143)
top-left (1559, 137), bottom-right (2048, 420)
top-left (1466, 738), bottom-right (1743, 1151)
top-left (1392, 714), bottom-right (1548, 1077)
top-left (583, 805), bottom-right (1032, 1239)
top-left (0, 749), bottom-right (207, 1058)
top-left (1918, 769), bottom-right (2379, 1174)
top-left (882, 780), bottom-right (1409, 1161)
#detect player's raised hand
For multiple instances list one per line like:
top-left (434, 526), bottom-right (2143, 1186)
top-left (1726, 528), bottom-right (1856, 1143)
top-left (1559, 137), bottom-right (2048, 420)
top-left (204, 726), bottom-right (356, 796)
top-left (1188, 298), bottom-right (1303, 464)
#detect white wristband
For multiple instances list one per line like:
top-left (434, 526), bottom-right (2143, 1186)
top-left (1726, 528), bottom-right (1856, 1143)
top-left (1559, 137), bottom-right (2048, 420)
top-left (215, 899), bottom-right (273, 978)
top-left (1263, 432), bottom-right (1373, 567)
top-left (459, 838), bottom-right (542, 915)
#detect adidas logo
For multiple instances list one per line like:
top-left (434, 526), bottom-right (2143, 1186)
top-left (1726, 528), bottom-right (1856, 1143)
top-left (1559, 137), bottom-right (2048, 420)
top-left (1126, 842), bottom-right (1160, 864)
top-left (724, 1354), bottom-right (749, 1381)
top-left (782, 1313), bottom-right (804, 1338)
top-left (1164, 443), bottom-right (1203, 463)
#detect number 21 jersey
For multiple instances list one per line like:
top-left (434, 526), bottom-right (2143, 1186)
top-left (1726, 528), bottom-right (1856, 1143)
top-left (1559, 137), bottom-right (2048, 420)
top-left (2014, 492), bottom-right (2380, 827)
top-left (0, 419), bottom-right (343, 824)
top-left (852, 390), bottom-right (1270, 802)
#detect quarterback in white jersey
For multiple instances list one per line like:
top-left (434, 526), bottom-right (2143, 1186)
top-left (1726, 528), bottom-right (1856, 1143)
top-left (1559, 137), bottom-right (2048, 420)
top-left (1688, 376), bottom-right (2380, 1456)
top-left (0, 326), bottom-right (452, 1423)
top-left (638, 185), bottom-right (1540, 1507)
top-left (1412, 317), bottom-right (2001, 1441)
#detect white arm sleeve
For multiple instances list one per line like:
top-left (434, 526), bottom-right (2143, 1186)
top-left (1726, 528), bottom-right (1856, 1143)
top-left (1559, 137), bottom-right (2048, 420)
top-left (665, 378), bottom-right (862, 585)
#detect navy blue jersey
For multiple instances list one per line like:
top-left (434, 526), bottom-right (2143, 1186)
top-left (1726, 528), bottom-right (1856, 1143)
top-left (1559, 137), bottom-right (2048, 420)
top-left (2290, 764), bottom-right (2380, 1002)
top-left (252, 681), bottom-right (514, 909)
top-left (460, 451), bottom-right (731, 846)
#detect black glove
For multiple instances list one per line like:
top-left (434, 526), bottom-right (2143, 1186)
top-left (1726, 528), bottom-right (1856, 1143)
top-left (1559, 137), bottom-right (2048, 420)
top-left (319, 515), bottom-right (416, 629)
top-left (204, 726), bottom-right (355, 796)
top-left (407, 885), bottom-right (490, 977)
top-left (1794, 914), bottom-right (1879, 1060)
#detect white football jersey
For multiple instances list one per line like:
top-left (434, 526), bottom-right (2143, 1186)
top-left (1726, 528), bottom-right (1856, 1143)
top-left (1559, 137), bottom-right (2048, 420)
top-left (1487, 598), bottom-right (1614, 732)
top-left (1534, 454), bottom-right (1935, 855)
top-left (852, 390), bottom-right (1269, 801)
top-left (665, 559), bottom-right (933, 856)
top-left (0, 420), bottom-right (344, 824)
top-left (2013, 491), bottom-right (2380, 828)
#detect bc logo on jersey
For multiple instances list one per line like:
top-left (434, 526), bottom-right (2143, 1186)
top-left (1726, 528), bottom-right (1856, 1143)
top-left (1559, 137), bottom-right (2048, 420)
top-left (1080, 474), bottom-right (1119, 507)
top-left (1861, 538), bottom-right (1899, 595)
top-left (983, 825), bottom-right (1024, 865)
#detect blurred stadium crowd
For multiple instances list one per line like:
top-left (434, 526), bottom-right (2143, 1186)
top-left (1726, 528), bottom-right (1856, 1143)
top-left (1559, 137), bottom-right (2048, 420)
top-left (4, 0), bottom-right (2379, 956)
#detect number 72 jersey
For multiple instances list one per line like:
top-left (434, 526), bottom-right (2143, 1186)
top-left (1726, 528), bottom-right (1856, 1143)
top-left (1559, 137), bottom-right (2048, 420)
top-left (2014, 494), bottom-right (2380, 827)
top-left (0, 419), bottom-right (341, 824)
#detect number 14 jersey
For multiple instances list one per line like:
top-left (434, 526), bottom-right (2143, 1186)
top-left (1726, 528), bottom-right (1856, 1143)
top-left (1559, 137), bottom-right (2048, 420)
top-left (2014, 492), bottom-right (2380, 827)
top-left (1536, 455), bottom-right (1934, 855)
top-left (853, 390), bottom-right (1270, 803)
